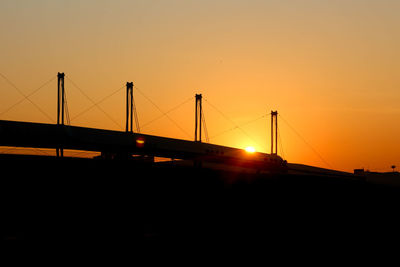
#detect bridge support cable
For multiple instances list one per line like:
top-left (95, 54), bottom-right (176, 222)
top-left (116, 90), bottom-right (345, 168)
top-left (279, 114), bottom-right (333, 169)
top-left (0, 75), bottom-right (56, 119)
top-left (209, 114), bottom-right (268, 141)
top-left (71, 84), bottom-right (125, 122)
top-left (64, 88), bottom-right (71, 125)
top-left (0, 72), bottom-right (55, 123)
top-left (141, 96), bottom-right (193, 130)
top-left (201, 104), bottom-right (209, 143)
top-left (132, 90), bottom-right (140, 133)
top-left (65, 75), bottom-right (123, 130)
top-left (278, 126), bottom-right (285, 159)
top-left (133, 85), bottom-right (191, 138)
top-left (203, 98), bottom-right (263, 149)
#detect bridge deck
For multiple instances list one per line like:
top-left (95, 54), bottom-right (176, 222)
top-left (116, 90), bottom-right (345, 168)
top-left (0, 120), bottom-right (284, 167)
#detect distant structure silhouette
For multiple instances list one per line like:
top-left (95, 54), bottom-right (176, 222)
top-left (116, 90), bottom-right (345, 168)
top-left (57, 72), bottom-right (65, 157)
top-left (1, 71), bottom-right (351, 177)
top-left (126, 82), bottom-right (139, 133)
top-left (195, 94), bottom-right (203, 142)
top-left (271, 111), bottom-right (278, 155)
top-left (0, 72), bottom-right (289, 172)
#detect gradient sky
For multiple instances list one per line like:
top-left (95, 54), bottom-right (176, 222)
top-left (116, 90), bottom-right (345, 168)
top-left (1, 0), bottom-right (399, 172)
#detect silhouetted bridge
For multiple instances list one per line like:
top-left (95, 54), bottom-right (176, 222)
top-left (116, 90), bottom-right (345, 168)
top-left (0, 119), bottom-right (287, 172)
top-left (0, 72), bottom-right (357, 177)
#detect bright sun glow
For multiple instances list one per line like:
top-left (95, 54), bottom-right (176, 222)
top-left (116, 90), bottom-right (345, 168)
top-left (245, 146), bottom-right (256, 153)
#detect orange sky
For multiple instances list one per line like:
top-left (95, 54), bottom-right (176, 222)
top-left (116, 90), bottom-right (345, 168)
top-left (0, 0), bottom-right (399, 172)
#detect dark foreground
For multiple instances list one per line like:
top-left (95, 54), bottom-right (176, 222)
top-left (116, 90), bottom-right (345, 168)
top-left (2, 155), bottom-right (400, 246)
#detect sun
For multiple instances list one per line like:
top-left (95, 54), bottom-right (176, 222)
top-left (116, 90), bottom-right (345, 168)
top-left (245, 146), bottom-right (256, 153)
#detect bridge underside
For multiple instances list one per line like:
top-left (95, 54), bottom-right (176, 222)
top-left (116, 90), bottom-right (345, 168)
top-left (0, 120), bottom-right (291, 173)
top-left (0, 119), bottom-right (246, 159)
top-left (0, 120), bottom-right (189, 158)
top-left (0, 119), bottom-right (364, 178)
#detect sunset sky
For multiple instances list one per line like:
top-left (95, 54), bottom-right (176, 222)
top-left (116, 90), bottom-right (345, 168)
top-left (0, 0), bottom-right (399, 172)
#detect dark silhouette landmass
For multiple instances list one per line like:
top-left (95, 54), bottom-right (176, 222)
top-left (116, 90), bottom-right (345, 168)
top-left (2, 154), bottom-right (400, 246)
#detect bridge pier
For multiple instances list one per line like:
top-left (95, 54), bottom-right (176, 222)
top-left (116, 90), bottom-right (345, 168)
top-left (57, 72), bottom-right (65, 158)
top-left (195, 94), bottom-right (202, 142)
top-left (271, 110), bottom-right (278, 155)
top-left (126, 82), bottom-right (139, 133)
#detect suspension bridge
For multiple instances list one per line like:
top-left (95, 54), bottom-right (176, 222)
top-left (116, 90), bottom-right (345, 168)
top-left (0, 72), bottom-right (354, 177)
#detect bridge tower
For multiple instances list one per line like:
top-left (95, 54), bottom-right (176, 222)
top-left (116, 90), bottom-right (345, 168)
top-left (57, 72), bottom-right (65, 157)
top-left (271, 110), bottom-right (278, 155)
top-left (195, 94), bottom-right (203, 142)
top-left (126, 82), bottom-right (140, 133)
